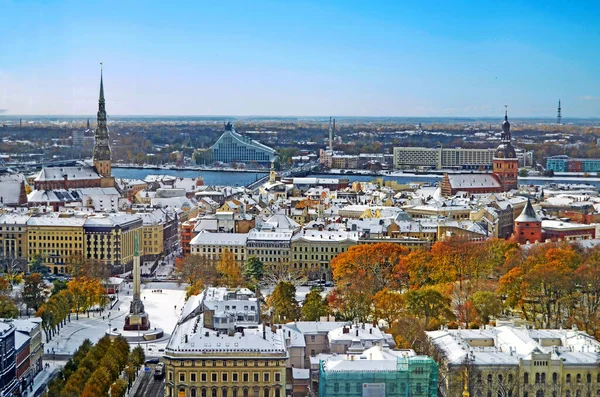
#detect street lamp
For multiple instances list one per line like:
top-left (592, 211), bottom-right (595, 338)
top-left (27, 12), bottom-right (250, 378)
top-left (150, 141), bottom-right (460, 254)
top-left (52, 348), bottom-right (55, 365)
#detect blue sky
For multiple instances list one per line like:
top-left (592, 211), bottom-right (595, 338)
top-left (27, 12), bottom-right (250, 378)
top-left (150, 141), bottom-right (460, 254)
top-left (1, 0), bottom-right (599, 117)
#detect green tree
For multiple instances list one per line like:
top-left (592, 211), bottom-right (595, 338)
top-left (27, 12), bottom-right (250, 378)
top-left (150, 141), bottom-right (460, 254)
top-left (51, 279), bottom-right (68, 296)
top-left (129, 345), bottom-right (145, 370)
top-left (0, 295), bottom-right (18, 318)
top-left (301, 288), bottom-right (328, 321)
top-left (22, 273), bottom-right (47, 313)
top-left (29, 254), bottom-right (48, 275)
top-left (405, 287), bottom-right (454, 328)
top-left (268, 281), bottom-right (300, 323)
top-left (471, 291), bottom-right (503, 324)
top-left (244, 257), bottom-right (264, 283)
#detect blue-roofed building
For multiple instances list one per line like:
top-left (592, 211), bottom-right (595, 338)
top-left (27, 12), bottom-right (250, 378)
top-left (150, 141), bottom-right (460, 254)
top-left (209, 122), bottom-right (276, 166)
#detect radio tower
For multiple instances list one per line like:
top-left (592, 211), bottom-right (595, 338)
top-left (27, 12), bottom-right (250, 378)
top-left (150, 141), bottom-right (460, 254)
top-left (557, 99), bottom-right (562, 125)
top-left (328, 117), bottom-right (333, 152)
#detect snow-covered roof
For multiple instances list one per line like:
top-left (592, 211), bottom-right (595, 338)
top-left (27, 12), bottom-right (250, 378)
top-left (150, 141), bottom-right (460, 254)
top-left (328, 324), bottom-right (394, 347)
top-left (0, 214), bottom-right (31, 225)
top-left (320, 346), bottom-right (417, 373)
top-left (34, 166), bottom-right (100, 181)
top-left (0, 181), bottom-right (24, 206)
top-left (190, 230), bottom-right (248, 246)
top-left (427, 324), bottom-right (600, 367)
top-left (167, 312), bottom-right (286, 358)
top-left (542, 220), bottom-right (595, 231)
top-left (84, 213), bottom-right (141, 228)
top-left (11, 318), bottom-right (41, 334)
top-left (15, 331), bottom-right (30, 351)
top-left (27, 216), bottom-right (86, 227)
top-left (286, 321), bottom-right (350, 335)
top-left (247, 229), bottom-right (293, 241)
top-left (292, 368), bottom-right (310, 380)
top-left (262, 213), bottom-right (301, 231)
top-left (446, 174), bottom-right (501, 189)
top-left (292, 229), bottom-right (359, 243)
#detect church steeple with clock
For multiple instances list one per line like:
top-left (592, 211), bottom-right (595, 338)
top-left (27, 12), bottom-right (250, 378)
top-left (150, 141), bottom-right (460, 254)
top-left (492, 107), bottom-right (518, 191)
top-left (93, 65), bottom-right (112, 178)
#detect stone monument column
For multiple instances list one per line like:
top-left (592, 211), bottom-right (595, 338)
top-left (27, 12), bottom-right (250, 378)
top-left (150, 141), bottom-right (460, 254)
top-left (124, 232), bottom-right (150, 330)
top-left (133, 233), bottom-right (141, 300)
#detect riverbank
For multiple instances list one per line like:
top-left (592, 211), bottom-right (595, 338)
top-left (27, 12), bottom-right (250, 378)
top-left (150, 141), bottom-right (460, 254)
top-left (113, 164), bottom-right (268, 173)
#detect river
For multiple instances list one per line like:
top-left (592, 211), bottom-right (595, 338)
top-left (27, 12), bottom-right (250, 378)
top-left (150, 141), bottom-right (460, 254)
top-left (111, 167), bottom-right (600, 189)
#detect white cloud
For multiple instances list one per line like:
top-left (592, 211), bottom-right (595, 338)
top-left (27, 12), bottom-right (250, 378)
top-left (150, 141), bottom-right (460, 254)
top-left (580, 95), bottom-right (600, 101)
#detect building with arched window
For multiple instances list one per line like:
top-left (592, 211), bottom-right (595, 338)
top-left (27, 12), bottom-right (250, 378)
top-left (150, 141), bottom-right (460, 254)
top-left (427, 323), bottom-right (600, 397)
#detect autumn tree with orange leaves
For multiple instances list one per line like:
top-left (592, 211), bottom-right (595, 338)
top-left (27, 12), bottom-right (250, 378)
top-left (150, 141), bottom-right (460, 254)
top-left (330, 243), bottom-right (409, 321)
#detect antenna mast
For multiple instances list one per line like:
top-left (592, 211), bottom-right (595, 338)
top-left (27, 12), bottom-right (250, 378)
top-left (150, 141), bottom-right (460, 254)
top-left (557, 99), bottom-right (562, 125)
top-left (328, 117), bottom-right (333, 152)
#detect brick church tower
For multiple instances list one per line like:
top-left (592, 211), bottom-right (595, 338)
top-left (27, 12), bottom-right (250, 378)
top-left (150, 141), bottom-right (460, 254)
top-left (492, 109), bottom-right (518, 191)
top-left (514, 199), bottom-right (542, 244)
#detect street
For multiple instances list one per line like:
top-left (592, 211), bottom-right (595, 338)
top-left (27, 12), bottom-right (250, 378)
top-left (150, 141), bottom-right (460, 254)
top-left (133, 367), bottom-right (164, 397)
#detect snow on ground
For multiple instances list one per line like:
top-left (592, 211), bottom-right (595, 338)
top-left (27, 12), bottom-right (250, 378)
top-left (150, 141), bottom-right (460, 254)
top-left (30, 360), bottom-right (66, 396)
top-left (45, 281), bottom-right (186, 357)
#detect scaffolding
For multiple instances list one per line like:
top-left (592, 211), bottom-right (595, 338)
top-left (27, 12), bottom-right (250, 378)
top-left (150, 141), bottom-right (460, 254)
top-left (318, 355), bottom-right (438, 397)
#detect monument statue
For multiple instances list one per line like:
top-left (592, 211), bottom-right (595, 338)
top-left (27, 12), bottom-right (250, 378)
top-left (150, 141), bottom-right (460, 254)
top-left (124, 233), bottom-right (150, 330)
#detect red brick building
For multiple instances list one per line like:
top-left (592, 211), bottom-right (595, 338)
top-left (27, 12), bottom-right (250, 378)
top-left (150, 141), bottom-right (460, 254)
top-left (33, 166), bottom-right (102, 190)
top-left (15, 331), bottom-right (30, 393)
top-left (542, 220), bottom-right (596, 241)
top-left (181, 218), bottom-right (197, 256)
top-left (441, 111), bottom-right (519, 197)
top-left (514, 199), bottom-right (543, 244)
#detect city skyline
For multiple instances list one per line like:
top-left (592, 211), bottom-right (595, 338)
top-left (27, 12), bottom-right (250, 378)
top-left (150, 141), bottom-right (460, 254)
top-left (1, 0), bottom-right (599, 117)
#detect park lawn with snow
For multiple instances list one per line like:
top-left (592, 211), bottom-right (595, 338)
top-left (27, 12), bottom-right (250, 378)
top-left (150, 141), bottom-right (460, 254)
top-left (46, 281), bottom-right (186, 356)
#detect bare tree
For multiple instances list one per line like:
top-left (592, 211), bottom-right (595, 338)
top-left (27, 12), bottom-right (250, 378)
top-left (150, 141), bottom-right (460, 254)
top-left (261, 263), bottom-right (306, 287)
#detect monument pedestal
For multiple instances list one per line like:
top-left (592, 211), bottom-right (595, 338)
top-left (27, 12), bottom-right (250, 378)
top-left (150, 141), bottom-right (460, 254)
top-left (124, 312), bottom-right (150, 331)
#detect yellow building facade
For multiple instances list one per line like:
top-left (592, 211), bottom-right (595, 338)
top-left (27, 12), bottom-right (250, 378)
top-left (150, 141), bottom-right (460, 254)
top-left (0, 214), bottom-right (30, 264)
top-left (164, 355), bottom-right (287, 397)
top-left (291, 230), bottom-right (358, 281)
top-left (428, 324), bottom-right (600, 397)
top-left (27, 217), bottom-right (86, 274)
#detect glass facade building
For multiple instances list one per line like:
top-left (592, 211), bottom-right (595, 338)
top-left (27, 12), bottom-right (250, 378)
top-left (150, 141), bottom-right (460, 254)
top-left (546, 155), bottom-right (600, 173)
top-left (210, 122), bottom-right (276, 165)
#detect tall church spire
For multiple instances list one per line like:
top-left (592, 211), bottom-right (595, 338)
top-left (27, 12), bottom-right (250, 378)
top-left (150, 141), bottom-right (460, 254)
top-left (93, 63), bottom-right (112, 178)
top-left (99, 64), bottom-right (105, 102)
